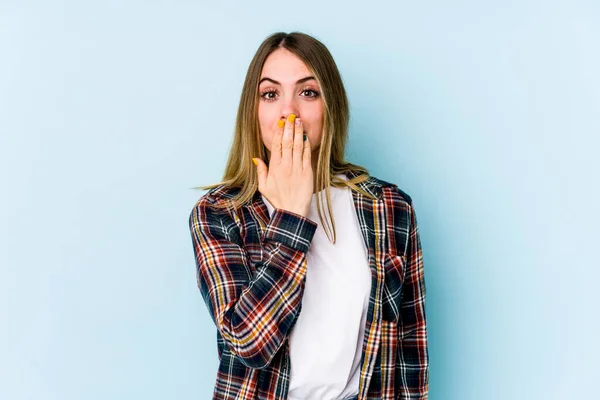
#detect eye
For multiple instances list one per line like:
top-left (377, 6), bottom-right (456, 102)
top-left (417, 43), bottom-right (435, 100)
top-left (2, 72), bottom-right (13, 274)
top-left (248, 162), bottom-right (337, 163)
top-left (259, 89), bottom-right (277, 102)
top-left (301, 88), bottom-right (320, 99)
top-left (258, 87), bottom-right (320, 102)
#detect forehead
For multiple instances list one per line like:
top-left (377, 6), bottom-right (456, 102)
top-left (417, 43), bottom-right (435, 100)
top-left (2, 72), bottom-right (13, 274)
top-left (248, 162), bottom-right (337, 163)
top-left (260, 49), bottom-right (312, 82)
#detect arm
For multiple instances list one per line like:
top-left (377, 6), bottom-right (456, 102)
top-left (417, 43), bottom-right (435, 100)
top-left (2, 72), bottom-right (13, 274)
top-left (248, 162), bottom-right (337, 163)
top-left (397, 200), bottom-right (430, 399)
top-left (188, 195), bottom-right (317, 370)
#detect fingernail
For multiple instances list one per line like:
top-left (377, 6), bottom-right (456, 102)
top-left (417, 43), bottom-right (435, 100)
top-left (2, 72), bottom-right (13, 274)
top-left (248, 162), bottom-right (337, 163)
top-left (252, 158), bottom-right (259, 166)
top-left (303, 134), bottom-right (307, 141)
top-left (295, 118), bottom-right (301, 126)
top-left (277, 119), bottom-right (285, 128)
top-left (287, 113), bottom-right (296, 123)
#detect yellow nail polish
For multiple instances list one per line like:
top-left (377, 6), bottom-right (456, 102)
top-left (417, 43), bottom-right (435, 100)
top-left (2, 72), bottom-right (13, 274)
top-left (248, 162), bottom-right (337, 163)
top-left (287, 113), bottom-right (296, 123)
top-left (277, 119), bottom-right (285, 128)
top-left (252, 158), bottom-right (259, 166)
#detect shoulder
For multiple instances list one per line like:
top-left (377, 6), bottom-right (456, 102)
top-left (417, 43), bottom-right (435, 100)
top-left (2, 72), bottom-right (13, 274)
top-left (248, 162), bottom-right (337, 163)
top-left (366, 175), bottom-right (417, 255)
top-left (365, 173), bottom-right (413, 207)
top-left (188, 184), bottom-right (243, 225)
top-left (192, 184), bottom-right (242, 207)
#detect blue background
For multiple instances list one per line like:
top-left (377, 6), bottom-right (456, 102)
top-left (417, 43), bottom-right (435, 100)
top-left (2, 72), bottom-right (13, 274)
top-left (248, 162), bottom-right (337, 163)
top-left (1, 1), bottom-right (598, 399)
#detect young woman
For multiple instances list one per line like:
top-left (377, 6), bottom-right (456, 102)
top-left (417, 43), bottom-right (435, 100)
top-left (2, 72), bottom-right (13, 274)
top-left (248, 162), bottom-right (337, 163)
top-left (189, 31), bottom-right (429, 400)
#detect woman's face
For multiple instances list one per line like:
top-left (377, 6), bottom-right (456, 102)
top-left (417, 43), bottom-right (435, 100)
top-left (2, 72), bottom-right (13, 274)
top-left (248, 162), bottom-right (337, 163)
top-left (257, 48), bottom-right (323, 160)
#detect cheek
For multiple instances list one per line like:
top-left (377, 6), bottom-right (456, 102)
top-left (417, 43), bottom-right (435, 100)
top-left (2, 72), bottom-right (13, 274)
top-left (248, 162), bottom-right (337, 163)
top-left (305, 112), bottom-right (323, 143)
top-left (258, 103), bottom-right (279, 122)
top-left (257, 106), bottom-right (272, 149)
top-left (258, 126), bottom-right (279, 154)
top-left (257, 106), bottom-right (267, 131)
top-left (305, 102), bottom-right (323, 127)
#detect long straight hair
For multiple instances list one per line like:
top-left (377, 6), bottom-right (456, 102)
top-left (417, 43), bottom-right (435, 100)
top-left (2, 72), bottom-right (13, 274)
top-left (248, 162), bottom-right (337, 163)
top-left (194, 31), bottom-right (376, 243)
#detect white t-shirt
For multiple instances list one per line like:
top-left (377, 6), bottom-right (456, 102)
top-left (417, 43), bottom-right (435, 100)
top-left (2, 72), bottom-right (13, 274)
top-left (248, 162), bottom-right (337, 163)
top-left (261, 173), bottom-right (371, 400)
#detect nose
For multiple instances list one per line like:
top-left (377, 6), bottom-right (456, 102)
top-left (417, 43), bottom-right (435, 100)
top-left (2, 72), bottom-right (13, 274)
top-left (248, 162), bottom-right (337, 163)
top-left (280, 97), bottom-right (299, 120)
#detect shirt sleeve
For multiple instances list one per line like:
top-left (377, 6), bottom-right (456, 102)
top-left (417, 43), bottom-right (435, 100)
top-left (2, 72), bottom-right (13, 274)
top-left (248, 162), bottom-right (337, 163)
top-left (188, 195), bottom-right (317, 370)
top-left (397, 199), bottom-right (430, 398)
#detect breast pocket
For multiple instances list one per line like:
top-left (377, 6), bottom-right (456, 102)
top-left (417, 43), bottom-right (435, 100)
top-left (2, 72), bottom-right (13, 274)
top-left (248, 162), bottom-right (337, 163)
top-left (381, 252), bottom-right (407, 322)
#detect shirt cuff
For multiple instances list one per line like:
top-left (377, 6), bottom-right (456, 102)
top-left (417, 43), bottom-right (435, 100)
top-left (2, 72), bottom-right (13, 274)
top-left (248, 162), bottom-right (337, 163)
top-left (262, 208), bottom-right (318, 253)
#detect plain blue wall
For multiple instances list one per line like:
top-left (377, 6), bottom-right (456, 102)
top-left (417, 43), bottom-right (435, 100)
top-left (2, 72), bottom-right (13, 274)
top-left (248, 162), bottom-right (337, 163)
top-left (1, 1), bottom-right (598, 399)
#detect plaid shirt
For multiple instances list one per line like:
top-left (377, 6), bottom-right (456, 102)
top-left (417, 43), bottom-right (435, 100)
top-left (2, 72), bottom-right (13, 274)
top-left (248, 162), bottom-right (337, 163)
top-left (188, 170), bottom-right (429, 399)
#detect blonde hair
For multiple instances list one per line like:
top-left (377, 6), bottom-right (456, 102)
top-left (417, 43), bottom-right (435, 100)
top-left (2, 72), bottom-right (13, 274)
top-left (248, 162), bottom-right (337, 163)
top-left (193, 31), bottom-right (377, 243)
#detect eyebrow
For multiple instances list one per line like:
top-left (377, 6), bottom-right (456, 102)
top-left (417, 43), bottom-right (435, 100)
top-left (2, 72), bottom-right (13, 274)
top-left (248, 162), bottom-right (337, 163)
top-left (259, 76), bottom-right (316, 85)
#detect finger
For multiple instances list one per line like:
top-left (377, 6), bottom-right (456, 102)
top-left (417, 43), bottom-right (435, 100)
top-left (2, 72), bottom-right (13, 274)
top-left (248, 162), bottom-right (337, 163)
top-left (281, 113), bottom-right (295, 168)
top-left (302, 132), bottom-right (311, 170)
top-left (270, 118), bottom-right (284, 165)
top-left (292, 117), bottom-right (304, 169)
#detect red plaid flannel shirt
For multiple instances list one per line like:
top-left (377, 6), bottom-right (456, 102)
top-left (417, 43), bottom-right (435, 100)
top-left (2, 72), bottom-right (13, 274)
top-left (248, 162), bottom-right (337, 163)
top-left (189, 170), bottom-right (429, 399)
